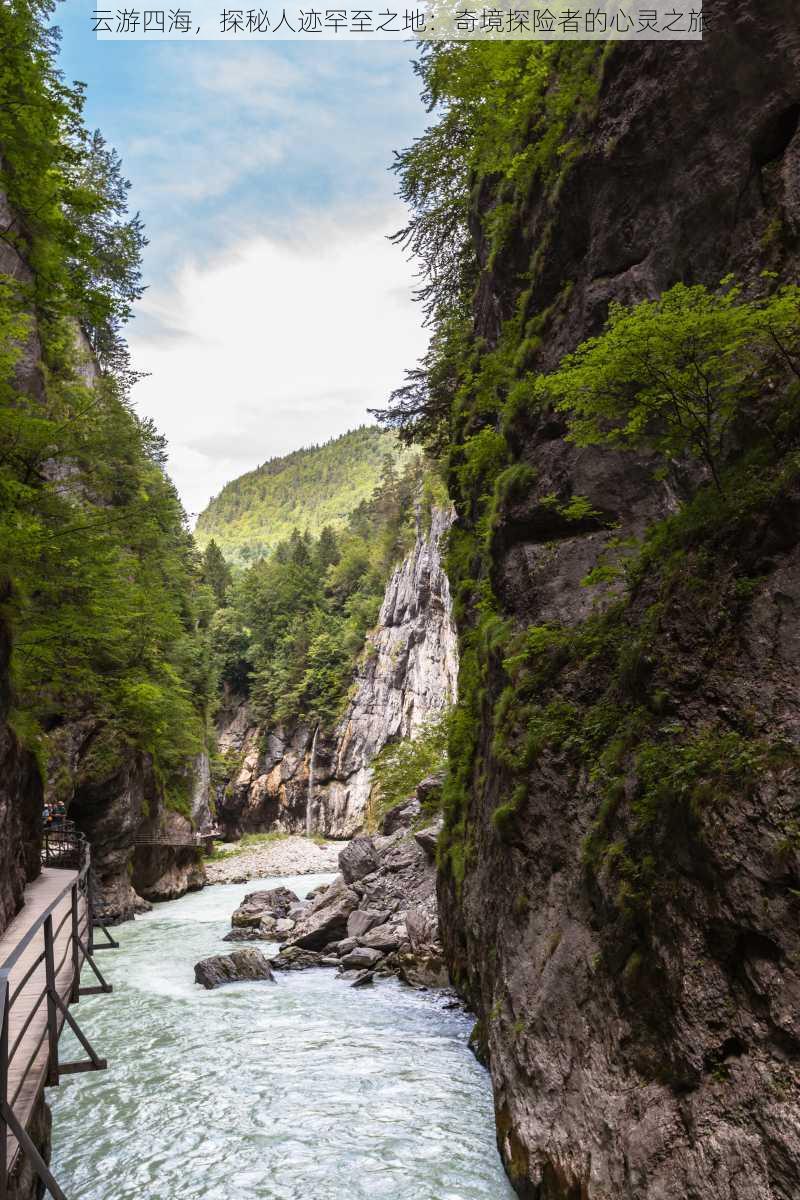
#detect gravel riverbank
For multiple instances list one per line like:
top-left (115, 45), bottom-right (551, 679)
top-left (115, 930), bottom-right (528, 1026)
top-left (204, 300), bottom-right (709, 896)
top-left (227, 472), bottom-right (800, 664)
top-left (204, 836), bottom-right (342, 883)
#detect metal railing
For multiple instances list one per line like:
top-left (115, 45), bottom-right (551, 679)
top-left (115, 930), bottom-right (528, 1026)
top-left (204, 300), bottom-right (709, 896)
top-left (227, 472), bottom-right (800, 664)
top-left (133, 825), bottom-right (221, 849)
top-left (0, 823), bottom-right (118, 1200)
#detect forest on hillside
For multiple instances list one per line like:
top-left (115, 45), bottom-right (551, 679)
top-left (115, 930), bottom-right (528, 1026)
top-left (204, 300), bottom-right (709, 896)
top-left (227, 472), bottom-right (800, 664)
top-left (206, 452), bottom-right (445, 733)
top-left (195, 425), bottom-right (419, 564)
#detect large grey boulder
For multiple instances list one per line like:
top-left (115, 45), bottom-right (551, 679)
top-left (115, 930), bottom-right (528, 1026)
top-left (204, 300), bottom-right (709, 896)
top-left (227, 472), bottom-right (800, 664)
top-left (340, 945), bottom-right (384, 971)
top-left (194, 948), bottom-right (275, 989)
top-left (416, 772), bottom-right (444, 810)
top-left (346, 908), bottom-right (387, 938)
top-left (405, 904), bottom-right (438, 953)
top-left (338, 837), bottom-right (379, 883)
top-left (271, 946), bottom-right (326, 971)
top-left (222, 926), bottom-right (271, 943)
top-left (231, 885), bottom-right (299, 927)
top-left (414, 819), bottom-right (443, 858)
top-left (284, 876), bottom-right (359, 950)
top-left (358, 923), bottom-right (402, 952)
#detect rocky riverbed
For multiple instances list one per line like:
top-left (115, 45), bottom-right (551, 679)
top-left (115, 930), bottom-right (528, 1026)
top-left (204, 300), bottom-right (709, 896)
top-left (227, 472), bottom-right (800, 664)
top-left (204, 835), bottom-right (341, 883)
top-left (221, 799), bottom-right (446, 990)
top-left (49, 870), bottom-right (514, 1200)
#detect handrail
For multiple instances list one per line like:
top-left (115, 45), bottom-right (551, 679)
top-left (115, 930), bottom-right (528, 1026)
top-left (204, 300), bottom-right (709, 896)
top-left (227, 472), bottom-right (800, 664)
top-left (9, 951), bottom-right (45, 1009)
top-left (0, 879), bottom-right (78, 975)
top-left (1, 819), bottom-right (117, 1200)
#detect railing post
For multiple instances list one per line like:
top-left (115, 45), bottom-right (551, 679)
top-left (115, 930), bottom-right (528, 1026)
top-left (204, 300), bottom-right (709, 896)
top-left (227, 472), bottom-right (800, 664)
top-left (70, 884), bottom-right (81, 1005)
top-left (87, 873), bottom-right (95, 956)
top-left (1, 972), bottom-right (9, 1200)
top-left (43, 916), bottom-right (59, 1087)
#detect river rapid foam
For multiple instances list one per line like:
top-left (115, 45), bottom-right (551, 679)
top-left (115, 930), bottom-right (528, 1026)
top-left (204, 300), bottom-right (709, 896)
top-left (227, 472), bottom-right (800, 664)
top-left (50, 874), bottom-right (516, 1199)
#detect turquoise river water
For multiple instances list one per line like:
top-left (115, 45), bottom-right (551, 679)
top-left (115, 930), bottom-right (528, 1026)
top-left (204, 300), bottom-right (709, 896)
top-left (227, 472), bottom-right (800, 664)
top-left (50, 873), bottom-right (516, 1200)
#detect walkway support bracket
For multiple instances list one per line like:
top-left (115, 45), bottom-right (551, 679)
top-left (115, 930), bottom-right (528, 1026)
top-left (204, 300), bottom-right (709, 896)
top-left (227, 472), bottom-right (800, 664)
top-left (50, 993), bottom-right (106, 1075)
top-left (76, 936), bottom-right (112, 997)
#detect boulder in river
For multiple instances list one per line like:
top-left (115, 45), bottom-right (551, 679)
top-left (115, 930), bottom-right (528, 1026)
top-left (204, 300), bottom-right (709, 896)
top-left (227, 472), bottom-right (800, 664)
top-left (340, 945), bottom-right (384, 971)
top-left (231, 886), bottom-right (299, 927)
top-left (284, 877), bottom-right (359, 950)
top-left (358, 923), bottom-right (402, 952)
top-left (194, 948), bottom-right (275, 989)
top-left (222, 927), bottom-right (271, 943)
top-left (270, 946), bottom-right (337, 971)
top-left (346, 908), bottom-right (387, 938)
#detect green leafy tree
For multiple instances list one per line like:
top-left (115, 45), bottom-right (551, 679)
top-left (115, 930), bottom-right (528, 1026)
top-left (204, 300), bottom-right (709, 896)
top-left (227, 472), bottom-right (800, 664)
top-left (0, 1), bottom-right (211, 809)
top-left (315, 525), bottom-right (340, 571)
top-left (534, 282), bottom-right (800, 491)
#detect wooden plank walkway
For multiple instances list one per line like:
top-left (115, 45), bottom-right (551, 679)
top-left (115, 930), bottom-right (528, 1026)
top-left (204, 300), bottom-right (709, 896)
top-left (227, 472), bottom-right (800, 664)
top-left (0, 869), bottom-right (88, 1173)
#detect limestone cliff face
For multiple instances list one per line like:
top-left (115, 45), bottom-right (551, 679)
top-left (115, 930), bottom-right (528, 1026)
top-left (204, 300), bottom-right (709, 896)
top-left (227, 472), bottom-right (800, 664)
top-left (216, 508), bottom-right (458, 837)
top-left (437, 8), bottom-right (800, 1200)
top-left (318, 505), bottom-right (459, 834)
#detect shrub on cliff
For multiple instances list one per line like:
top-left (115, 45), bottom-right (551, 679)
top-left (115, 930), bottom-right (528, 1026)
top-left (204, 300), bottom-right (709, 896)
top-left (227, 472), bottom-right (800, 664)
top-left (368, 710), bottom-right (451, 829)
top-left (534, 281), bottom-right (800, 490)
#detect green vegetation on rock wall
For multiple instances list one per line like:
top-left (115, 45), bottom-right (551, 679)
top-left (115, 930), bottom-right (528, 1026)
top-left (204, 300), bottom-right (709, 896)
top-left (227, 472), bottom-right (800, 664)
top-left (383, 31), bottom-right (800, 1192)
top-left (0, 0), bottom-right (212, 809)
top-left (385, 40), bottom-right (800, 954)
top-left (195, 425), bottom-right (419, 564)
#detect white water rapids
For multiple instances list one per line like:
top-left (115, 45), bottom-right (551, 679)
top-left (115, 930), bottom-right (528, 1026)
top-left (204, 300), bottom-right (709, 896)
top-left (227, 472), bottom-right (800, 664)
top-left (50, 873), bottom-right (516, 1199)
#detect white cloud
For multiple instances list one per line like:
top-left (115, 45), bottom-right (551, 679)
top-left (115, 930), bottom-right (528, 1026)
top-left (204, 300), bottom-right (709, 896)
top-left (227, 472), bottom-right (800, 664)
top-left (128, 207), bottom-right (428, 518)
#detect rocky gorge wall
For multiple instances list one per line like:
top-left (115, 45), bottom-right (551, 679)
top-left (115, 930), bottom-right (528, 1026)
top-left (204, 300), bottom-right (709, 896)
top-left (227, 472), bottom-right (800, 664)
top-left (437, 7), bottom-right (800, 1200)
top-left (216, 507), bottom-right (459, 838)
top-left (59, 728), bottom-right (211, 922)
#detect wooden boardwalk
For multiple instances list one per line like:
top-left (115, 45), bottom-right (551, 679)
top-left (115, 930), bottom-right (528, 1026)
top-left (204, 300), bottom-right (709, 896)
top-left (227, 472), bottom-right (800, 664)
top-left (0, 828), bottom-right (117, 1199)
top-left (0, 869), bottom-right (88, 1174)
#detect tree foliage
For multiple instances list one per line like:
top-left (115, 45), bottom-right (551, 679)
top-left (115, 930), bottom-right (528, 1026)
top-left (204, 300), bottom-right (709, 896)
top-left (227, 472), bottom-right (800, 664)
top-left (195, 425), bottom-right (419, 565)
top-left (535, 281), bottom-right (800, 490)
top-left (376, 42), bottom-right (601, 450)
top-left (201, 539), bottom-right (232, 607)
top-left (0, 0), bottom-right (209, 806)
top-left (368, 710), bottom-right (450, 829)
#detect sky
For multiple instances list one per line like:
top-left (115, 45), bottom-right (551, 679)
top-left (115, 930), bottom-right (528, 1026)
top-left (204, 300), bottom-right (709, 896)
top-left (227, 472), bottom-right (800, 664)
top-left (55, 5), bottom-right (431, 517)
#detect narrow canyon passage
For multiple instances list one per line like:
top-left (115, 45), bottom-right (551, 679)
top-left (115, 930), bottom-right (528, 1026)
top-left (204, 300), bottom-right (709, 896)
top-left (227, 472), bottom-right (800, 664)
top-left (49, 876), bottom-right (514, 1199)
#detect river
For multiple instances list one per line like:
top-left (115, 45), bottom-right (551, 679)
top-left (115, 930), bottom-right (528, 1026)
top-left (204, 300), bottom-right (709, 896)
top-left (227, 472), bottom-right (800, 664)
top-left (50, 874), bottom-right (516, 1199)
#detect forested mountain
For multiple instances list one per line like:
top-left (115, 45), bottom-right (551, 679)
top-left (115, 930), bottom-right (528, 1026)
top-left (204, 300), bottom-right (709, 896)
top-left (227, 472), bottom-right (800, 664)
top-left (195, 425), bottom-right (418, 564)
top-left (208, 452), bottom-right (445, 730)
top-left (378, 29), bottom-right (800, 1198)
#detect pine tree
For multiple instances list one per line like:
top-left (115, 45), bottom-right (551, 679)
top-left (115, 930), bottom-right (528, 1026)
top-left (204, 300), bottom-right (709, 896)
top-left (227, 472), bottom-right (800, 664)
top-left (315, 525), bottom-right (340, 571)
top-left (201, 539), bottom-right (232, 607)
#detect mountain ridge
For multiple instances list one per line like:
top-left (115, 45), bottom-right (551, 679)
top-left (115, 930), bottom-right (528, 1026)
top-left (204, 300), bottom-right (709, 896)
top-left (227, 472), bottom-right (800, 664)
top-left (195, 425), bottom-right (418, 563)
